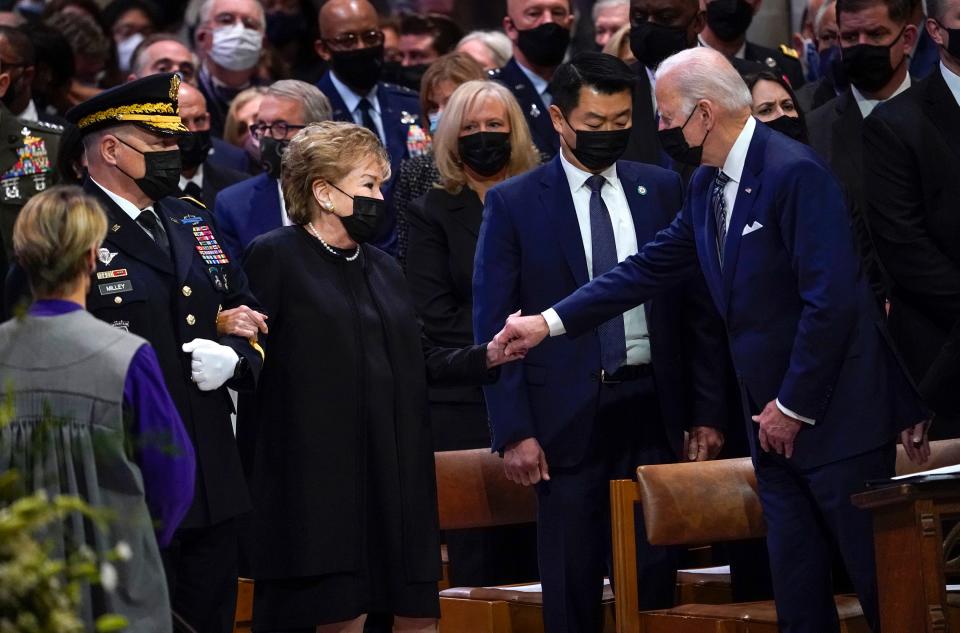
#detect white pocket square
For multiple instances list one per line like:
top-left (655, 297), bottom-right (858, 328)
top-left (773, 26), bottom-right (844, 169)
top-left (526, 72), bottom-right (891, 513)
top-left (741, 221), bottom-right (764, 236)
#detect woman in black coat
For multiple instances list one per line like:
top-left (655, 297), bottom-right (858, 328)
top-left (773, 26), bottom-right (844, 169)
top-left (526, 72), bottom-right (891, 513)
top-left (239, 121), bottom-right (514, 633)
top-left (405, 80), bottom-right (540, 587)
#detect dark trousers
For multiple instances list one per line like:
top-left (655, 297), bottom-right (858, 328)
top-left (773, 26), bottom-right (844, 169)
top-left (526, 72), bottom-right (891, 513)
top-left (536, 375), bottom-right (678, 633)
top-left (756, 444), bottom-right (894, 633)
top-left (163, 517), bottom-right (239, 633)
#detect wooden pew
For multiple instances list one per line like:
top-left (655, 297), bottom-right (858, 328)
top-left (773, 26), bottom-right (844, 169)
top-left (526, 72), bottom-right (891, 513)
top-left (610, 439), bottom-right (960, 633)
top-left (435, 448), bottom-right (616, 633)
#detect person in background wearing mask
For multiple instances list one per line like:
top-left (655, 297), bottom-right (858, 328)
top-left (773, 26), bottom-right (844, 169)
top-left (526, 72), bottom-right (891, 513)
top-left (796, 0), bottom-right (843, 111)
top-left (394, 52), bottom-right (486, 266)
top-left (807, 0), bottom-right (916, 305)
top-left (239, 120), bottom-right (515, 633)
top-left (102, 0), bottom-right (160, 75)
top-left (792, 0), bottom-right (828, 82)
top-left (494, 47), bottom-right (931, 633)
top-left (178, 81), bottom-right (248, 208)
top-left (745, 70), bottom-right (809, 142)
top-left (214, 79), bottom-right (331, 260)
top-left (0, 26), bottom-right (66, 125)
top-left (864, 0), bottom-right (960, 435)
top-left (491, 0), bottom-right (574, 158)
top-left (194, 0), bottom-right (266, 138)
top-left (474, 52), bottom-right (729, 633)
top-left (128, 33), bottom-right (254, 177)
top-left (388, 12), bottom-right (463, 91)
top-left (61, 73), bottom-right (266, 633)
top-left (457, 30), bottom-right (513, 70)
top-left (593, 0), bottom-right (631, 49)
top-left (223, 85), bottom-right (267, 169)
top-left (315, 0), bottom-right (423, 255)
top-left (699, 0), bottom-right (806, 88)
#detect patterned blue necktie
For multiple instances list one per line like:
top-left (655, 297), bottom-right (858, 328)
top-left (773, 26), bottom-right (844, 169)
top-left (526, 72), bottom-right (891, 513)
top-left (587, 174), bottom-right (627, 374)
top-left (712, 171), bottom-right (731, 265)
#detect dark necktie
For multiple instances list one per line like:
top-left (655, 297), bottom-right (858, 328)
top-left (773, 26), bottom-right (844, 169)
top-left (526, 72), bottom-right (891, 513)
top-left (357, 98), bottom-right (378, 137)
top-left (182, 180), bottom-right (203, 202)
top-left (587, 174), bottom-right (627, 374)
top-left (712, 171), bottom-right (731, 266)
top-left (137, 208), bottom-right (171, 259)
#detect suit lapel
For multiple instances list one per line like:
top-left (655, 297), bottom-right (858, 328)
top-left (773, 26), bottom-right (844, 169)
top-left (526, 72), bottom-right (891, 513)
top-left (617, 161), bottom-right (657, 244)
top-left (501, 59), bottom-right (556, 154)
top-left (925, 70), bottom-right (960, 164)
top-left (84, 179), bottom-right (174, 275)
top-left (377, 87), bottom-right (408, 171)
top-left (446, 187), bottom-right (483, 237)
top-left (318, 72), bottom-right (351, 122)
top-left (720, 125), bottom-right (767, 301)
top-left (543, 157), bottom-right (589, 287)
top-left (831, 92), bottom-right (864, 194)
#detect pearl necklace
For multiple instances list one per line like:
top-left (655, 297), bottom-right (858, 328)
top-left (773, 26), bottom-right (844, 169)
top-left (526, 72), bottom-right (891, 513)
top-left (306, 222), bottom-right (360, 261)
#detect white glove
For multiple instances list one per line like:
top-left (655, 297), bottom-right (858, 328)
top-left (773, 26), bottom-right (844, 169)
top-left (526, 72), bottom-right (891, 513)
top-left (182, 338), bottom-right (240, 392)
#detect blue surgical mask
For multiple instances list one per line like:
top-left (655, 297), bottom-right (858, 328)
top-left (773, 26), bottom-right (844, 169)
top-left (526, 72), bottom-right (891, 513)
top-left (428, 111), bottom-right (442, 136)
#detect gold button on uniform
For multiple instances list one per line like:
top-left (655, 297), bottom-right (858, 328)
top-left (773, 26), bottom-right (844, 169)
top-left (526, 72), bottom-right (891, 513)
top-left (182, 285), bottom-right (192, 297)
top-left (186, 314), bottom-right (196, 325)
top-left (114, 296), bottom-right (122, 304)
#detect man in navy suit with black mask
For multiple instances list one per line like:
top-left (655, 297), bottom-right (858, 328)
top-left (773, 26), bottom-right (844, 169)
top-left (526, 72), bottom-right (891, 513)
top-left (496, 47), bottom-right (931, 633)
top-left (474, 52), bottom-right (729, 633)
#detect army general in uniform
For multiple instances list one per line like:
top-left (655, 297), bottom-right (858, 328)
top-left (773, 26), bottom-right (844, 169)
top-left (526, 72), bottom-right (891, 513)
top-left (60, 73), bottom-right (266, 633)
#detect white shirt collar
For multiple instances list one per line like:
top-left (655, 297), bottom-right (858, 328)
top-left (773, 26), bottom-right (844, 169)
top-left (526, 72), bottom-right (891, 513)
top-left (698, 36), bottom-right (746, 59)
top-left (515, 58), bottom-right (551, 96)
top-left (19, 99), bottom-right (38, 122)
top-left (940, 61), bottom-right (960, 108)
top-left (329, 70), bottom-right (380, 114)
top-left (850, 73), bottom-right (911, 118)
top-left (720, 116), bottom-right (756, 185)
top-left (89, 176), bottom-right (152, 223)
top-left (558, 148), bottom-right (621, 193)
top-left (179, 164), bottom-right (204, 190)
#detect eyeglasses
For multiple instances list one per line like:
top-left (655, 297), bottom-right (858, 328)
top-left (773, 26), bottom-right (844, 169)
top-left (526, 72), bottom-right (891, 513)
top-left (322, 29), bottom-right (385, 51)
top-left (250, 122), bottom-right (307, 140)
top-left (211, 11), bottom-right (263, 32)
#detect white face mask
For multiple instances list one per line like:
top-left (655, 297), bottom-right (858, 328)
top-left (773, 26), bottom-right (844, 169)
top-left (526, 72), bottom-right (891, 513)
top-left (209, 22), bottom-right (262, 72)
top-left (116, 31), bottom-right (145, 73)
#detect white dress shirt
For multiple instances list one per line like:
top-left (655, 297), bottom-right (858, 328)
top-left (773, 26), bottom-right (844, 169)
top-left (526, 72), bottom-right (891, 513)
top-left (851, 73), bottom-right (911, 118)
top-left (179, 164), bottom-right (204, 192)
top-left (541, 151), bottom-right (652, 366)
top-left (89, 176), bottom-right (158, 238)
top-left (329, 71), bottom-right (386, 144)
top-left (19, 99), bottom-right (39, 123)
top-left (515, 59), bottom-right (553, 107)
top-left (941, 61), bottom-right (960, 107)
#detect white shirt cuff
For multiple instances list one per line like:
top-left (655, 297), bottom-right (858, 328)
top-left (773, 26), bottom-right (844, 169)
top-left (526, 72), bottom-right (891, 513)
top-left (541, 308), bottom-right (565, 337)
top-left (776, 399), bottom-right (815, 425)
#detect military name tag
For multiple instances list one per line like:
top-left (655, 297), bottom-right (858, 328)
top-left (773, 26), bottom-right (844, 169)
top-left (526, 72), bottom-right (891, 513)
top-left (97, 268), bottom-right (128, 280)
top-left (98, 280), bottom-right (133, 295)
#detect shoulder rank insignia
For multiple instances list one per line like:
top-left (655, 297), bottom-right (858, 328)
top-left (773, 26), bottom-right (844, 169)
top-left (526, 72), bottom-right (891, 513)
top-left (179, 195), bottom-right (207, 209)
top-left (31, 120), bottom-right (64, 133)
top-left (779, 44), bottom-right (800, 59)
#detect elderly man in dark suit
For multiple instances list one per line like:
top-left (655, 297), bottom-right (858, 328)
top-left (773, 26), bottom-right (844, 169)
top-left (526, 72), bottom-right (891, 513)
top-left (864, 0), bottom-right (960, 427)
top-left (474, 52), bottom-right (728, 633)
top-left (807, 0), bottom-right (917, 304)
top-left (497, 47), bottom-right (930, 633)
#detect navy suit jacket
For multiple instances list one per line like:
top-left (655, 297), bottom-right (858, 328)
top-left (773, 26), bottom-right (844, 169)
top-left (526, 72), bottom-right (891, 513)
top-left (492, 58), bottom-right (560, 159)
top-left (213, 172), bottom-right (281, 261)
top-left (551, 123), bottom-right (924, 469)
top-left (316, 71), bottom-right (421, 254)
top-left (473, 156), bottom-right (728, 467)
top-left (208, 137), bottom-right (252, 174)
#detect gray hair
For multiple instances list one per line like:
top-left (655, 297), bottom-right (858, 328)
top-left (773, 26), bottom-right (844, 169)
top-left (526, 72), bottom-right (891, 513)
top-left (655, 47), bottom-right (752, 115)
top-left (198, 0), bottom-right (265, 31)
top-left (813, 0), bottom-right (837, 35)
top-left (457, 30), bottom-right (513, 68)
top-left (266, 80), bottom-right (333, 124)
top-left (592, 0), bottom-right (629, 21)
top-left (926, 0), bottom-right (946, 20)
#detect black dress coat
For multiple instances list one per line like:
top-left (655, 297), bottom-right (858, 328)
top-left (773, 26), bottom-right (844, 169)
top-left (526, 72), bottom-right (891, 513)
top-left (239, 226), bottom-right (495, 582)
top-left (864, 68), bottom-right (960, 415)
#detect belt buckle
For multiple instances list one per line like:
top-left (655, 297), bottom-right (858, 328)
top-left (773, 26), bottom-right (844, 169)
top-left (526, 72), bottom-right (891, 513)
top-left (600, 369), bottom-right (622, 385)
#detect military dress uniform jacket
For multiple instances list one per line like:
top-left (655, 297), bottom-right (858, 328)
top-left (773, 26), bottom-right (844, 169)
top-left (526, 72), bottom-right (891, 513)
top-left (744, 41), bottom-right (805, 89)
top-left (82, 178), bottom-right (264, 529)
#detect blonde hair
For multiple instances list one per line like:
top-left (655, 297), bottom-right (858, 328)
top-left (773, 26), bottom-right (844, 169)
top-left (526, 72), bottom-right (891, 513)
top-left (224, 86), bottom-right (268, 148)
top-left (13, 185), bottom-right (108, 297)
top-left (282, 121), bottom-right (391, 224)
top-left (434, 80), bottom-right (540, 194)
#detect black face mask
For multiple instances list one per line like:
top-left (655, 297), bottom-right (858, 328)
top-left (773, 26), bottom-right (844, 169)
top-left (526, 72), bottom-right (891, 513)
top-left (841, 28), bottom-right (905, 93)
top-left (381, 61), bottom-right (429, 91)
top-left (764, 114), bottom-right (807, 143)
top-left (258, 137), bottom-right (287, 179)
top-left (178, 130), bottom-right (213, 170)
top-left (330, 182), bottom-right (386, 244)
top-left (266, 11), bottom-right (306, 47)
top-left (516, 22), bottom-right (570, 67)
top-left (706, 0), bottom-right (754, 42)
top-left (561, 113), bottom-right (631, 171)
top-left (630, 20), bottom-right (693, 69)
top-left (330, 45), bottom-right (384, 93)
top-left (458, 131), bottom-right (512, 177)
top-left (116, 137), bottom-right (182, 200)
top-left (657, 106), bottom-right (709, 166)
top-left (935, 21), bottom-right (960, 60)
